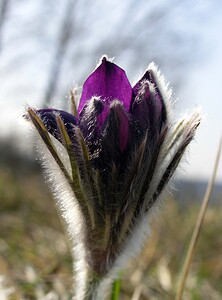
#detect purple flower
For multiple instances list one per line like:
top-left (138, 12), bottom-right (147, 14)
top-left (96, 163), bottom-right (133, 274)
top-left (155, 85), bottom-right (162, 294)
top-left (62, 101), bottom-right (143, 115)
top-left (26, 57), bottom-right (200, 299)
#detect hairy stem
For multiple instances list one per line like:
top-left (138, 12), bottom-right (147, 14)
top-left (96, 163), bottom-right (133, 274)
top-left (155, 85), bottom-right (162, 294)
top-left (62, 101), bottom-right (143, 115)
top-left (73, 267), bottom-right (113, 300)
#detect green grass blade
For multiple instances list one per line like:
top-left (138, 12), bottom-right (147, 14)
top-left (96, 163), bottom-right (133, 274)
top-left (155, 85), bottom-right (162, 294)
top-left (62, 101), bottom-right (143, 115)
top-left (111, 273), bottom-right (122, 300)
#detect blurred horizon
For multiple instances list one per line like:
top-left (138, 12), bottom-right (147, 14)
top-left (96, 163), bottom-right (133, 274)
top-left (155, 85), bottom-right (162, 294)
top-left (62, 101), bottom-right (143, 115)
top-left (0, 0), bottom-right (221, 182)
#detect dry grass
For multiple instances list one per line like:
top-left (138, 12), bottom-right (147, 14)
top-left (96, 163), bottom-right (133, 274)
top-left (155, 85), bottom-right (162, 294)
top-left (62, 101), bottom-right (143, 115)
top-left (0, 166), bottom-right (221, 299)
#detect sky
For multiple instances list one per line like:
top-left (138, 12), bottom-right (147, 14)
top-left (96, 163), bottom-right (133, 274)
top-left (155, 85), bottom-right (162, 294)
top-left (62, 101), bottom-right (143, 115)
top-left (0, 0), bottom-right (221, 183)
top-left (176, 8), bottom-right (222, 182)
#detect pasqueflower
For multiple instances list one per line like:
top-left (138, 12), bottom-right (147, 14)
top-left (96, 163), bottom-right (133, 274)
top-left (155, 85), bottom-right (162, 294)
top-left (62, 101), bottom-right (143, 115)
top-left (26, 57), bottom-right (200, 299)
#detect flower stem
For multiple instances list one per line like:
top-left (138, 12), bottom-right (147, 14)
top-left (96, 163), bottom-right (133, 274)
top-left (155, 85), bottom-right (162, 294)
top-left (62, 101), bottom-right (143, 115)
top-left (73, 266), bottom-right (114, 300)
top-left (84, 277), bottom-right (101, 300)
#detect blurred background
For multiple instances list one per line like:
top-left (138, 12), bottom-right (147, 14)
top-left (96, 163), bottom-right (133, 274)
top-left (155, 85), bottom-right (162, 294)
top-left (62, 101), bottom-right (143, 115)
top-left (0, 0), bottom-right (221, 299)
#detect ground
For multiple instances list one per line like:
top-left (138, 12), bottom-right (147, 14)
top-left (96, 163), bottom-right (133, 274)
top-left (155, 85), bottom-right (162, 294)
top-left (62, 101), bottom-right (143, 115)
top-left (0, 166), bottom-right (221, 299)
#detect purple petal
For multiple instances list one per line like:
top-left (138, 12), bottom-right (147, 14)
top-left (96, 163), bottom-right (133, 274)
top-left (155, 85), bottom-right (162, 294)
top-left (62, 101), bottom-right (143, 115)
top-left (133, 70), bottom-right (150, 97)
top-left (115, 103), bottom-right (129, 153)
top-left (131, 80), bottom-right (151, 130)
top-left (78, 57), bottom-right (133, 116)
top-left (94, 101), bottom-right (130, 174)
top-left (147, 70), bottom-right (167, 125)
top-left (103, 101), bottom-right (129, 154)
top-left (36, 108), bottom-right (77, 142)
top-left (131, 70), bottom-right (166, 132)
